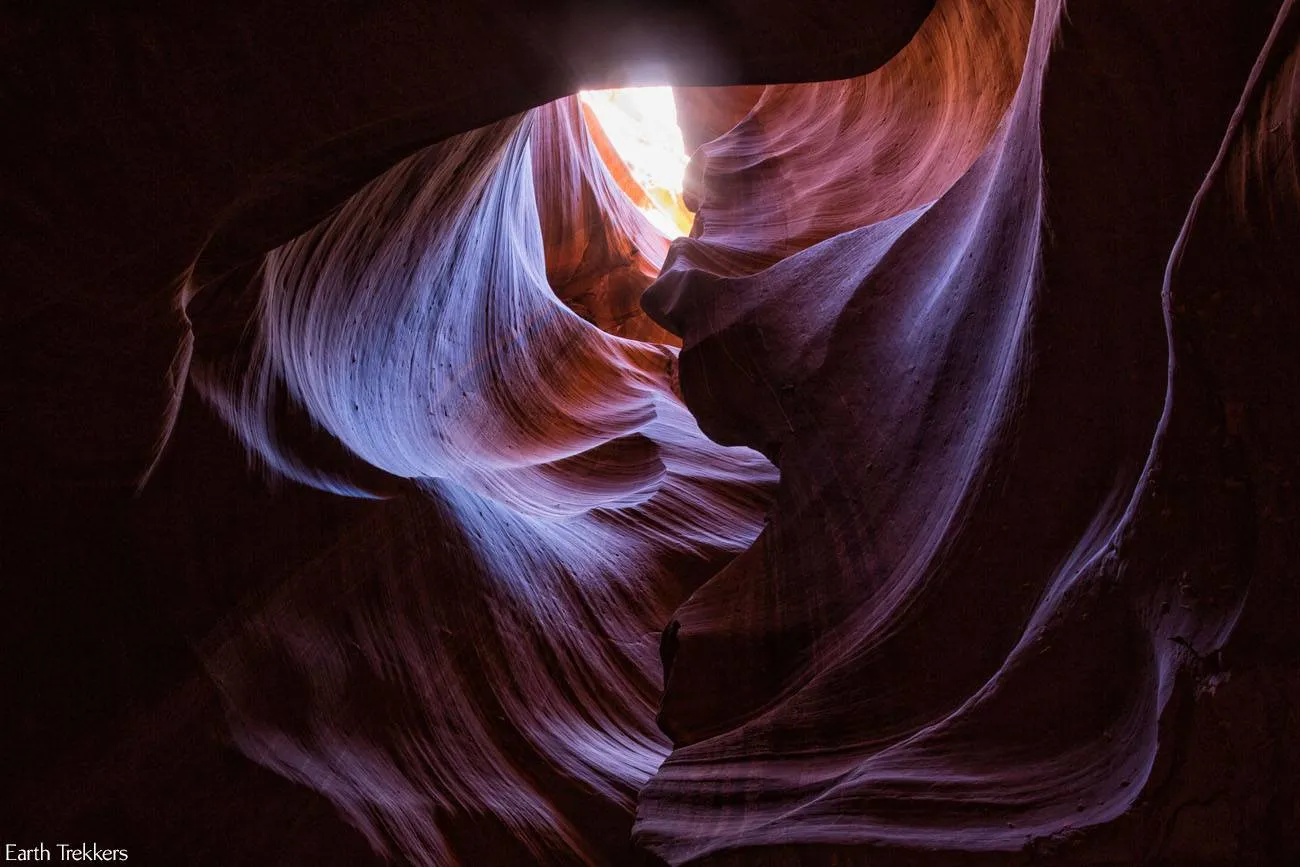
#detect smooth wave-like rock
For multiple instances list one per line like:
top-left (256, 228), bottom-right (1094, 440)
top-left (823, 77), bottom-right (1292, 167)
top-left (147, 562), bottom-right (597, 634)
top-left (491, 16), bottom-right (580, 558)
top-left (186, 110), bottom-right (775, 865)
top-left (3, 0), bottom-right (1297, 864)
top-left (666, 0), bottom-right (1034, 278)
top-left (638, 0), bottom-right (1294, 863)
top-left (532, 97), bottom-right (678, 344)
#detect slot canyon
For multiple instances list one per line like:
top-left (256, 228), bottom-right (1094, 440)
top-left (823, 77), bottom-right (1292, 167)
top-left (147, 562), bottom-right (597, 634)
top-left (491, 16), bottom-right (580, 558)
top-left (2, 1), bottom-right (1298, 864)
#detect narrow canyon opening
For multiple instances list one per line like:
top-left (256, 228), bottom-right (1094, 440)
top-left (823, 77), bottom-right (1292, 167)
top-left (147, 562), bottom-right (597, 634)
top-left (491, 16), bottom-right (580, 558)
top-left (578, 86), bottom-right (694, 239)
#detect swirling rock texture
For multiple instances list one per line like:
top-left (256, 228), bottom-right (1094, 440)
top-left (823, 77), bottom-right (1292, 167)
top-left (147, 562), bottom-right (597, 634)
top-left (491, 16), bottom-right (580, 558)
top-left (532, 97), bottom-right (678, 345)
top-left (2, 2), bottom-right (1297, 866)
top-left (668, 0), bottom-right (1035, 277)
top-left (190, 109), bottom-right (776, 865)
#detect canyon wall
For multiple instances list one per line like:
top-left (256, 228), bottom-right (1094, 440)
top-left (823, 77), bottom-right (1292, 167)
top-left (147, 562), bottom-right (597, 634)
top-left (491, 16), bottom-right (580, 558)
top-left (2, 1), bottom-right (1296, 864)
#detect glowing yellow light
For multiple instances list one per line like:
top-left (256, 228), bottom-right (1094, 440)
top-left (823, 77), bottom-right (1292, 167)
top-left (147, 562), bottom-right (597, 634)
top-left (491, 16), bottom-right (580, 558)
top-left (578, 86), bottom-right (694, 238)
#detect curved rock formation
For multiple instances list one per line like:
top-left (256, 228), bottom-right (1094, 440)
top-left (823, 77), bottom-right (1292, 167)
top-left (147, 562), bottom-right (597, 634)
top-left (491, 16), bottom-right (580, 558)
top-left (640, 0), bottom-right (1296, 863)
top-left (533, 97), bottom-right (677, 344)
top-left (668, 0), bottom-right (1035, 277)
top-left (3, 0), bottom-right (1297, 865)
top-left (186, 110), bottom-right (775, 865)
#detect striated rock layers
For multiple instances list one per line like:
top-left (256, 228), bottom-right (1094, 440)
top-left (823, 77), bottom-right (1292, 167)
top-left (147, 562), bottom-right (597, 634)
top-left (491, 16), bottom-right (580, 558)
top-left (190, 107), bottom-right (777, 865)
top-left (2, 0), bottom-right (1297, 865)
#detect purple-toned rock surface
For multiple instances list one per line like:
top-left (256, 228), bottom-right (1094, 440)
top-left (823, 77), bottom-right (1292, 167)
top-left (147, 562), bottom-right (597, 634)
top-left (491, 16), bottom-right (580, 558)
top-left (3, 1), bottom-right (1297, 865)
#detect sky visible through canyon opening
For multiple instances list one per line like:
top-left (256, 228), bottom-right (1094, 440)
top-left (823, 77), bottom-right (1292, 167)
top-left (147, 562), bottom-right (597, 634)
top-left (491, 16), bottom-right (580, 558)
top-left (578, 86), bottom-right (694, 237)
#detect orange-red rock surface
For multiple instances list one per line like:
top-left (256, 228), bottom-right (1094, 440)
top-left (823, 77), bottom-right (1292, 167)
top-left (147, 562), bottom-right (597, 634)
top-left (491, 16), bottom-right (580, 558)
top-left (668, 0), bottom-right (1034, 277)
top-left (2, 1), bottom-right (1297, 865)
top-left (533, 97), bottom-right (677, 344)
